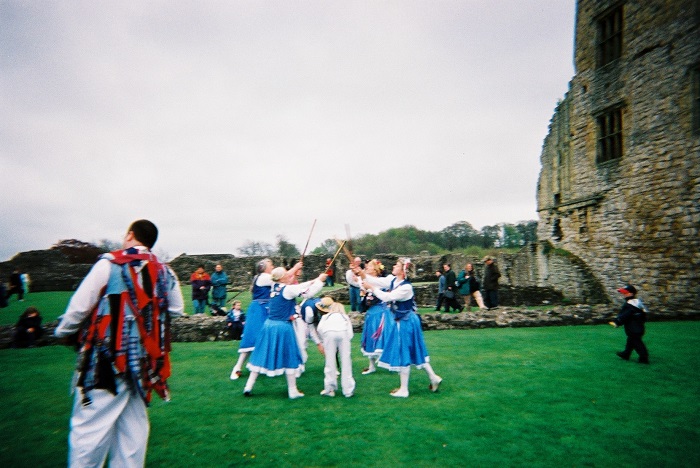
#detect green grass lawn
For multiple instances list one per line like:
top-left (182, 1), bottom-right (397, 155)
top-left (1, 321), bottom-right (699, 467)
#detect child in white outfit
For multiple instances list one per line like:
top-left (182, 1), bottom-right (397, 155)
top-left (316, 297), bottom-right (355, 398)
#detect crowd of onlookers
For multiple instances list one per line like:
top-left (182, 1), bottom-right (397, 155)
top-left (1, 268), bottom-right (45, 347)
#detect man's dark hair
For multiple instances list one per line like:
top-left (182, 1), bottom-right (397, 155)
top-left (129, 219), bottom-right (158, 249)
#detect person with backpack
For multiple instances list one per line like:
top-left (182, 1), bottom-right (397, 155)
top-left (457, 263), bottom-right (487, 311)
top-left (54, 219), bottom-right (185, 467)
top-left (609, 284), bottom-right (650, 364)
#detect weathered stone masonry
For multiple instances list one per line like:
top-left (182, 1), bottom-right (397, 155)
top-left (537, 0), bottom-right (700, 313)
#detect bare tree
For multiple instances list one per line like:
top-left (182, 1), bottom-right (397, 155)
top-left (237, 240), bottom-right (274, 257)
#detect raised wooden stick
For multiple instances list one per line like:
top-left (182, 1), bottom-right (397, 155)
top-left (345, 224), bottom-right (353, 256)
top-left (335, 237), bottom-right (354, 263)
top-left (327, 240), bottom-right (346, 270)
top-left (300, 219), bottom-right (317, 261)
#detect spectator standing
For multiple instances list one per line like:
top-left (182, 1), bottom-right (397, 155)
top-left (190, 265), bottom-right (211, 314)
top-left (457, 263), bottom-right (487, 311)
top-left (20, 273), bottom-right (30, 295)
top-left (345, 257), bottom-right (362, 312)
top-left (482, 256), bottom-right (501, 309)
top-left (442, 264), bottom-right (463, 313)
top-left (434, 271), bottom-right (446, 311)
top-left (13, 306), bottom-right (44, 347)
top-left (0, 282), bottom-right (8, 308)
top-left (8, 268), bottom-right (24, 302)
top-left (210, 264), bottom-right (229, 312)
top-left (324, 258), bottom-right (335, 287)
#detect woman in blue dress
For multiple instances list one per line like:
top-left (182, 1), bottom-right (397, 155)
top-left (243, 265), bottom-right (326, 399)
top-left (230, 259), bottom-right (302, 380)
top-left (359, 259), bottom-right (390, 375)
top-left (357, 258), bottom-right (442, 398)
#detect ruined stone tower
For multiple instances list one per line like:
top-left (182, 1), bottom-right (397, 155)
top-left (537, 0), bottom-right (700, 313)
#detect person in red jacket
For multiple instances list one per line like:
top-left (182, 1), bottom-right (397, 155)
top-left (190, 265), bottom-right (211, 314)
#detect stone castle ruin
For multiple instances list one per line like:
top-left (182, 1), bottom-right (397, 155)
top-left (536, 0), bottom-right (700, 313)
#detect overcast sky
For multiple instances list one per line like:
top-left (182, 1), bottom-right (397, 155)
top-left (0, 1), bottom-right (576, 262)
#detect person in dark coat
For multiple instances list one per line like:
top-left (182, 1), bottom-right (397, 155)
top-left (8, 268), bottom-right (24, 302)
top-left (441, 263), bottom-right (463, 313)
top-left (189, 265), bottom-right (212, 314)
top-left (482, 256), bottom-right (501, 309)
top-left (609, 284), bottom-right (649, 364)
top-left (13, 306), bottom-right (44, 347)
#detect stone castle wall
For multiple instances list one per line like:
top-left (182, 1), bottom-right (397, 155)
top-left (537, 0), bottom-right (700, 313)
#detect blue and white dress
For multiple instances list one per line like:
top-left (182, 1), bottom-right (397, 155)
top-left (247, 279), bottom-right (323, 376)
top-left (366, 276), bottom-right (430, 371)
top-left (237, 274), bottom-right (272, 353)
top-left (360, 290), bottom-right (390, 358)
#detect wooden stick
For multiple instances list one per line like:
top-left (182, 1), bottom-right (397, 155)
top-left (345, 224), bottom-right (353, 256)
top-left (300, 219), bottom-right (317, 261)
top-left (335, 237), bottom-right (354, 263)
top-left (327, 240), bottom-right (346, 270)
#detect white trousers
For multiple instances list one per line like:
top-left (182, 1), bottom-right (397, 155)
top-left (322, 331), bottom-right (355, 397)
top-left (294, 318), bottom-right (309, 364)
top-left (68, 379), bottom-right (149, 468)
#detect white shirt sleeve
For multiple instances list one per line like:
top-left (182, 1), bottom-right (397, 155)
top-left (363, 274), bottom-right (395, 289)
top-left (371, 281), bottom-right (413, 303)
top-left (308, 323), bottom-right (322, 344)
top-left (316, 314), bottom-right (328, 339)
top-left (282, 279), bottom-right (324, 300)
top-left (345, 269), bottom-right (360, 287)
top-left (54, 259), bottom-right (112, 337)
top-left (166, 268), bottom-right (185, 317)
top-left (256, 273), bottom-right (273, 287)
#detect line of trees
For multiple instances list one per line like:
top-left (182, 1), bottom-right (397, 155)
top-left (237, 220), bottom-right (538, 257)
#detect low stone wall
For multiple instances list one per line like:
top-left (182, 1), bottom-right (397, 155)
top-left (3, 306), bottom-right (698, 349)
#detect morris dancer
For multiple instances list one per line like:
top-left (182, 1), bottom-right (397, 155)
top-left (359, 259), bottom-right (389, 375)
top-left (345, 256), bottom-right (363, 312)
top-left (356, 258), bottom-right (442, 398)
top-left (243, 266), bottom-right (326, 399)
top-left (230, 259), bottom-right (301, 380)
top-left (316, 297), bottom-right (355, 398)
top-left (295, 296), bottom-right (325, 370)
top-left (54, 219), bottom-right (185, 467)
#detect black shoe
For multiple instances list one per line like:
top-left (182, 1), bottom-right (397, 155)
top-left (616, 352), bottom-right (630, 361)
top-left (638, 358), bottom-right (650, 364)
top-left (243, 390), bottom-right (252, 397)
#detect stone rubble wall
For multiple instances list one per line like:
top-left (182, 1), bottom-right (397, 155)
top-left (4, 305), bottom-right (698, 349)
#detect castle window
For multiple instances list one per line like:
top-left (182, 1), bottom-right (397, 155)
top-left (552, 219), bottom-right (563, 241)
top-left (597, 6), bottom-right (623, 67)
top-left (597, 107), bottom-right (623, 163)
top-left (579, 209), bottom-right (589, 234)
